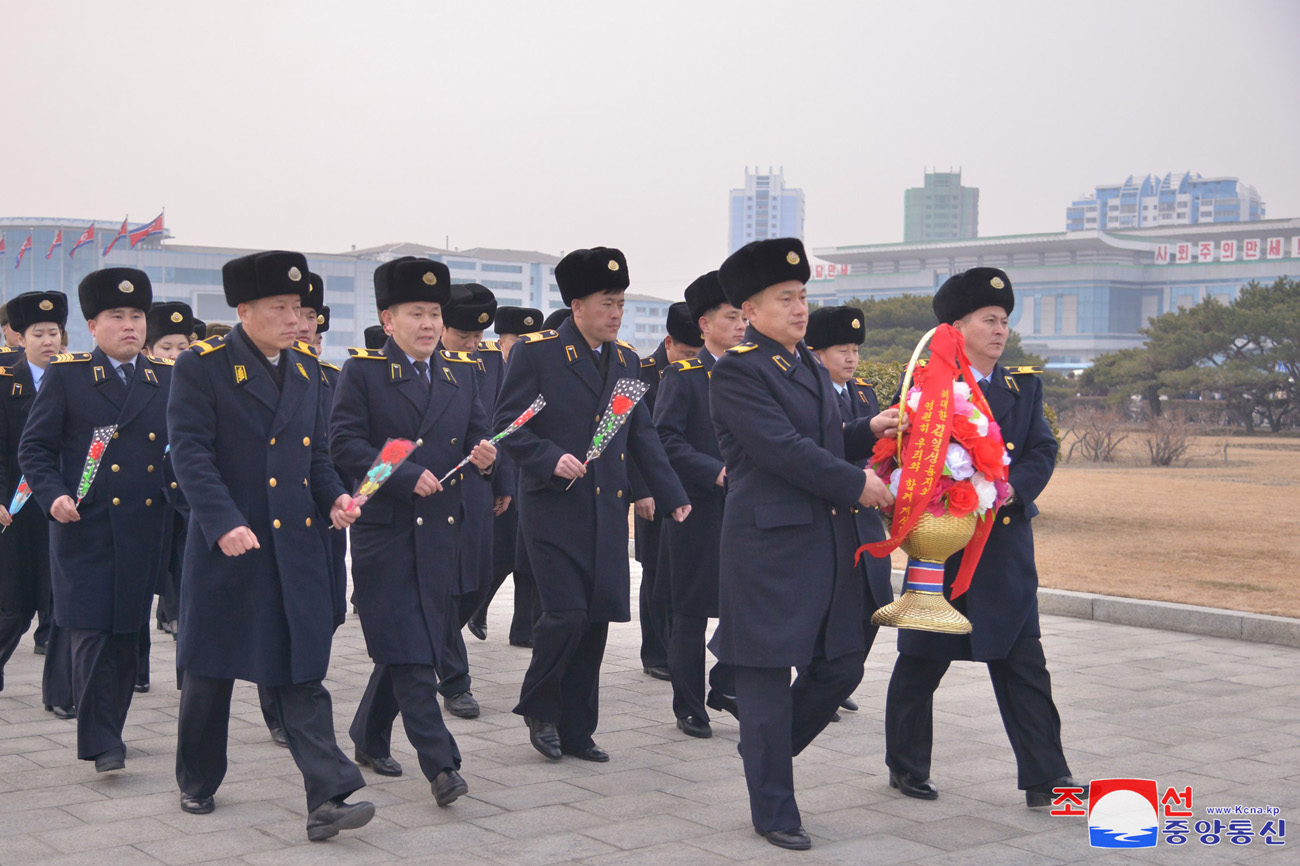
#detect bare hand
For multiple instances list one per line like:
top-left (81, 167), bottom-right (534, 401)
top-left (671, 504), bottom-right (692, 523)
top-left (554, 454), bottom-right (586, 481)
top-left (493, 495), bottom-right (512, 516)
top-left (218, 525), bottom-right (259, 556)
top-left (870, 407), bottom-right (901, 439)
top-left (715, 467), bottom-right (726, 488)
top-left (50, 495), bottom-right (80, 524)
top-left (858, 471), bottom-right (894, 509)
top-left (634, 497), bottom-right (655, 521)
top-left (0, 506), bottom-right (10, 528)
top-left (330, 494), bottom-right (361, 529)
top-left (413, 469), bottom-right (443, 497)
top-left (469, 439), bottom-right (497, 471)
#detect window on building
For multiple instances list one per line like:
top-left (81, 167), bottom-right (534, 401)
top-left (446, 260), bottom-right (476, 270)
top-left (481, 264), bottom-right (523, 274)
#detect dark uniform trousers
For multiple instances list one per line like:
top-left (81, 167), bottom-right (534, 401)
top-left (42, 623), bottom-right (75, 709)
top-left (667, 615), bottom-right (735, 722)
top-left (68, 629), bottom-right (139, 759)
top-left (885, 634), bottom-right (1068, 789)
top-left (470, 505), bottom-right (538, 645)
top-left (736, 649), bottom-right (864, 831)
top-left (516, 609), bottom-right (607, 751)
top-left (435, 590), bottom-right (479, 699)
top-left (634, 513), bottom-right (669, 670)
top-left (178, 673), bottom-right (361, 811)
top-left (348, 664), bottom-right (462, 778)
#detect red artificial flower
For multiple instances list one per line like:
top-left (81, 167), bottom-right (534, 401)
top-left (946, 480), bottom-right (979, 517)
top-left (611, 394), bottom-right (634, 415)
top-left (950, 414), bottom-right (979, 447)
top-left (89, 441), bottom-right (106, 460)
top-left (871, 435), bottom-right (898, 466)
top-left (968, 435), bottom-right (1008, 481)
top-left (379, 440), bottom-right (413, 465)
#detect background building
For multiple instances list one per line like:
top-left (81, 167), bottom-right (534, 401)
top-left (728, 167), bottom-right (805, 253)
top-left (1066, 172), bottom-right (1265, 232)
top-left (813, 217), bottom-right (1300, 370)
top-left (903, 170), bottom-right (979, 243)
top-left (0, 219), bottom-right (672, 360)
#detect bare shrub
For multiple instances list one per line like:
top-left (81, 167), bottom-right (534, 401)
top-left (1142, 411), bottom-right (1193, 466)
top-left (1063, 406), bottom-right (1129, 463)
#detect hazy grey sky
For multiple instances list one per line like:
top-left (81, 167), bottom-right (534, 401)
top-left (4, 0), bottom-right (1297, 299)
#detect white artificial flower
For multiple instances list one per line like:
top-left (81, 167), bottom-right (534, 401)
top-left (969, 407), bottom-right (989, 437)
top-left (907, 390), bottom-right (921, 412)
top-left (944, 443), bottom-right (975, 480)
top-left (889, 467), bottom-right (901, 497)
top-left (953, 381), bottom-right (971, 400)
top-left (972, 473), bottom-right (996, 511)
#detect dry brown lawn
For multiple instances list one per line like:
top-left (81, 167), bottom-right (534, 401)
top-left (1027, 433), bottom-right (1300, 618)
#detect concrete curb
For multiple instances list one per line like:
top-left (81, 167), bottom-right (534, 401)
top-left (890, 570), bottom-right (1300, 649)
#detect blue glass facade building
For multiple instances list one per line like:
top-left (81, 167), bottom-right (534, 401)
top-left (728, 167), bottom-right (805, 254)
top-left (1066, 172), bottom-right (1264, 232)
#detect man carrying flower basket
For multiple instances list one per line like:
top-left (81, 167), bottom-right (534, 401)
top-left (881, 267), bottom-right (1087, 809)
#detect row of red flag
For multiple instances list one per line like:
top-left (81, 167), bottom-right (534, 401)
top-left (1, 212), bottom-right (164, 270)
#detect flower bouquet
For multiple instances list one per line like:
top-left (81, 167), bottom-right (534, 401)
top-left (856, 324), bottom-right (1011, 634)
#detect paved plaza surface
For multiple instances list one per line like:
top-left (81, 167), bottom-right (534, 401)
top-left (0, 563), bottom-right (1297, 866)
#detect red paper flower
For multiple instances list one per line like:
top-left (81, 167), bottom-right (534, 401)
top-left (89, 441), bottom-right (106, 460)
top-left (611, 395), bottom-right (634, 415)
top-left (379, 440), bottom-right (412, 464)
top-left (950, 414), bottom-right (979, 447)
top-left (871, 435), bottom-right (898, 465)
top-left (968, 435), bottom-right (1008, 481)
top-left (946, 480), bottom-right (979, 517)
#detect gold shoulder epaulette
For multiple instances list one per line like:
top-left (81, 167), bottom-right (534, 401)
top-left (640, 356), bottom-right (657, 368)
top-left (854, 377), bottom-right (873, 388)
top-left (51, 352), bottom-right (92, 364)
top-left (669, 358), bottom-right (705, 373)
top-left (519, 329), bottom-right (558, 344)
top-left (147, 355), bottom-right (175, 366)
top-left (440, 349), bottom-right (478, 364)
top-left (0, 347), bottom-right (18, 355)
top-left (291, 341), bottom-right (317, 357)
top-left (1006, 365), bottom-right (1043, 375)
top-left (320, 360), bottom-right (341, 372)
top-left (726, 342), bottom-right (758, 354)
top-left (0, 366), bottom-right (11, 377)
top-left (348, 347), bottom-right (387, 360)
top-left (192, 336), bottom-right (227, 356)
top-left (617, 339), bottom-right (636, 351)
top-left (477, 340), bottom-right (501, 353)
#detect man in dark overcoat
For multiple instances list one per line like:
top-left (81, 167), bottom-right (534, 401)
top-left (468, 305), bottom-right (543, 647)
top-left (19, 270), bottom-right (172, 772)
top-left (167, 250), bottom-right (372, 840)
top-left (494, 247), bottom-right (689, 762)
top-left (653, 273), bottom-right (746, 739)
top-left (708, 239), bottom-right (896, 850)
top-left (333, 258), bottom-right (495, 807)
top-left (883, 267), bottom-right (1086, 809)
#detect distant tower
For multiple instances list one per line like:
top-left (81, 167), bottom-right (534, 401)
top-left (728, 167), bottom-right (806, 253)
top-left (903, 169), bottom-right (979, 243)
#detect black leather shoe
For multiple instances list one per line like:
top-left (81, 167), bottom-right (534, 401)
top-left (890, 770), bottom-right (938, 800)
top-left (306, 798), bottom-right (375, 842)
top-left (269, 727), bottom-right (288, 748)
top-left (509, 639), bottom-right (534, 648)
top-left (1026, 776), bottom-right (1089, 809)
top-left (432, 769), bottom-right (468, 806)
top-left (95, 750), bottom-right (126, 773)
top-left (756, 826), bottom-right (812, 850)
top-left (829, 711), bottom-right (842, 723)
top-left (562, 743), bottom-right (609, 763)
top-left (526, 717), bottom-right (562, 760)
top-left (134, 682), bottom-right (150, 693)
top-left (676, 715), bottom-right (713, 739)
top-left (50, 705), bottom-right (76, 720)
top-left (643, 665), bottom-right (671, 681)
top-left (443, 691), bottom-right (480, 719)
top-left (840, 697), bottom-right (859, 712)
top-left (467, 621), bottom-right (487, 641)
top-left (354, 749), bottom-right (403, 777)
top-left (180, 793), bottom-right (214, 814)
top-left (706, 690), bottom-right (740, 721)
top-left (33, 643), bottom-right (46, 656)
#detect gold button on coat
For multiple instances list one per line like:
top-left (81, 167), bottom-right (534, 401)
top-left (447, 516), bottom-right (455, 525)
top-left (147, 465), bottom-right (155, 472)
top-left (270, 437), bottom-right (276, 445)
top-left (112, 431), bottom-right (119, 439)
top-left (450, 437), bottom-right (458, 445)
top-left (1002, 516), bottom-right (1011, 525)
top-left (595, 487), bottom-right (601, 495)
top-left (302, 437), bottom-right (310, 446)
top-left (305, 518), bottom-right (312, 527)
top-left (1007, 442), bottom-right (1015, 450)
top-left (416, 517), bottom-right (424, 526)
top-left (145, 499), bottom-right (152, 507)
top-left (111, 464), bottom-right (120, 472)
top-left (148, 432), bottom-right (156, 441)
top-left (170, 482), bottom-right (178, 489)
top-left (112, 497), bottom-right (121, 506)
top-left (616, 490), bottom-right (623, 498)
top-left (273, 519), bottom-right (282, 529)
top-left (269, 478), bottom-right (277, 487)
